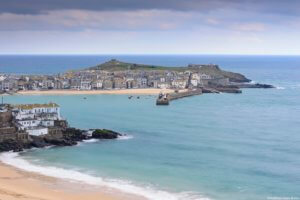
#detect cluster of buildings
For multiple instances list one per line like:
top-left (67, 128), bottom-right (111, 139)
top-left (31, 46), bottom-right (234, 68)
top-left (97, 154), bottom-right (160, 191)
top-left (0, 63), bottom-right (230, 93)
top-left (0, 103), bottom-right (66, 142)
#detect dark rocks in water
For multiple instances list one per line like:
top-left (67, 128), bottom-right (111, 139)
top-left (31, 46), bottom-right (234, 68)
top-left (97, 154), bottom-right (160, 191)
top-left (201, 85), bottom-right (242, 93)
top-left (0, 127), bottom-right (123, 153)
top-left (216, 87), bottom-right (242, 93)
top-left (201, 87), bottom-right (219, 93)
top-left (44, 138), bottom-right (77, 146)
top-left (92, 129), bottom-right (121, 139)
top-left (0, 139), bottom-right (28, 152)
top-left (30, 136), bottom-right (49, 148)
top-left (237, 83), bottom-right (275, 89)
top-left (62, 128), bottom-right (87, 142)
top-left (215, 85), bottom-right (242, 93)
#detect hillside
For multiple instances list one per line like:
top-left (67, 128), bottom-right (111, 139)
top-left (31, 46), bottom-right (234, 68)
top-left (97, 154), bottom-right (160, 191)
top-left (86, 59), bottom-right (250, 82)
top-left (87, 59), bottom-right (185, 71)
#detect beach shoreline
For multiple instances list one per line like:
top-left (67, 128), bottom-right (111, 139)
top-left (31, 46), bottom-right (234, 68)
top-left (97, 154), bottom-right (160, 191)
top-left (0, 161), bottom-right (144, 200)
top-left (16, 88), bottom-right (174, 96)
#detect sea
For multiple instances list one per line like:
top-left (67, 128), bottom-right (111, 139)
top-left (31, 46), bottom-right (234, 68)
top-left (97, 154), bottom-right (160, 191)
top-left (0, 55), bottom-right (299, 200)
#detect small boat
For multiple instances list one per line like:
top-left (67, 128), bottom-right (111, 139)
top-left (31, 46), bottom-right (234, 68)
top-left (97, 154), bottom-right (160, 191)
top-left (137, 96), bottom-right (140, 99)
top-left (128, 96), bottom-right (133, 99)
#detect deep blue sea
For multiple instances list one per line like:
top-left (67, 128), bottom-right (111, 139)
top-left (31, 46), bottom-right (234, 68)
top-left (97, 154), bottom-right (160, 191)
top-left (0, 55), bottom-right (300, 200)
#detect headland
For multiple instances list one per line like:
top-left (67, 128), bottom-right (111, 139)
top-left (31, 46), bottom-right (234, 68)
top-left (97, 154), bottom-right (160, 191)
top-left (0, 59), bottom-right (274, 97)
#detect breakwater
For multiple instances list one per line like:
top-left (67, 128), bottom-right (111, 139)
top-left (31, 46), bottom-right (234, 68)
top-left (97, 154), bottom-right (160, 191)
top-left (156, 89), bottom-right (202, 105)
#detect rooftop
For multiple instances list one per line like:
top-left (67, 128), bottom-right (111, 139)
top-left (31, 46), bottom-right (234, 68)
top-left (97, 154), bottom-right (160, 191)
top-left (15, 103), bottom-right (59, 110)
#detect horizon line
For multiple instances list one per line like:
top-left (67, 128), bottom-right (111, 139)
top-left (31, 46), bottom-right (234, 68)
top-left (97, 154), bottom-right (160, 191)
top-left (1, 53), bottom-right (300, 56)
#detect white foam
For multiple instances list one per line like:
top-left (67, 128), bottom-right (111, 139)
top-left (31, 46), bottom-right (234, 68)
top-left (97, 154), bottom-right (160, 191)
top-left (0, 152), bottom-right (210, 200)
top-left (276, 86), bottom-right (285, 90)
top-left (82, 139), bottom-right (100, 143)
top-left (117, 135), bottom-right (134, 140)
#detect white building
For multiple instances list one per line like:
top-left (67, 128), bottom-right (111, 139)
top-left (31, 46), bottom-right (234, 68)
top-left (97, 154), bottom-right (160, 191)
top-left (92, 80), bottom-right (103, 90)
top-left (157, 82), bottom-right (170, 89)
top-left (14, 103), bottom-right (61, 120)
top-left (26, 127), bottom-right (48, 136)
top-left (80, 80), bottom-right (92, 90)
top-left (172, 79), bottom-right (187, 89)
top-left (13, 103), bottom-right (61, 136)
top-left (190, 79), bottom-right (198, 87)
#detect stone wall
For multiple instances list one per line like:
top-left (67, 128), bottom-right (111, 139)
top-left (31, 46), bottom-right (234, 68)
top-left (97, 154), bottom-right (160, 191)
top-left (47, 127), bottom-right (63, 139)
top-left (0, 111), bottom-right (13, 127)
top-left (54, 120), bottom-right (68, 129)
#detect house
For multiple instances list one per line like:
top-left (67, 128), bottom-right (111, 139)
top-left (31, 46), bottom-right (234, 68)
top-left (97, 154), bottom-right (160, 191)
top-left (137, 77), bottom-right (148, 88)
top-left (103, 79), bottom-right (113, 90)
top-left (157, 82), bottom-right (170, 89)
top-left (172, 79), bottom-right (187, 89)
top-left (113, 78), bottom-right (126, 89)
top-left (12, 103), bottom-right (62, 136)
top-left (70, 79), bottom-right (81, 90)
top-left (80, 80), bottom-right (92, 90)
top-left (42, 79), bottom-right (54, 89)
top-left (92, 80), bottom-right (103, 90)
top-left (190, 79), bottom-right (198, 87)
top-left (1, 78), bottom-right (16, 91)
top-left (199, 74), bottom-right (212, 86)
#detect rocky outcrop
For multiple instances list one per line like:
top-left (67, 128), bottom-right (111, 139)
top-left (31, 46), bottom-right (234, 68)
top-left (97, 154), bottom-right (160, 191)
top-left (197, 65), bottom-right (251, 83)
top-left (62, 128), bottom-right (87, 142)
top-left (0, 128), bottom-right (123, 153)
top-left (92, 129), bottom-right (121, 139)
top-left (201, 85), bottom-right (242, 94)
top-left (236, 83), bottom-right (275, 89)
top-left (0, 139), bottom-right (31, 152)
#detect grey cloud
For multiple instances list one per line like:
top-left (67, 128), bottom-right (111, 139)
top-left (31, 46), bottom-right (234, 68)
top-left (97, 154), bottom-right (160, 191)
top-left (2, 0), bottom-right (298, 15)
top-left (0, 0), bottom-right (235, 14)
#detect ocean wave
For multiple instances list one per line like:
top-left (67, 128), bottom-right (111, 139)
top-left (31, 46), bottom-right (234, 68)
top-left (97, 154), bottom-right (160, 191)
top-left (276, 86), bottom-right (285, 90)
top-left (82, 138), bottom-right (100, 143)
top-left (117, 135), bottom-right (134, 140)
top-left (0, 152), bottom-right (209, 200)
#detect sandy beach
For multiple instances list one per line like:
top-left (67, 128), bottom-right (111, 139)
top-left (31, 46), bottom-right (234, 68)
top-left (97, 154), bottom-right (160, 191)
top-left (17, 88), bottom-right (174, 96)
top-left (0, 162), bottom-right (143, 200)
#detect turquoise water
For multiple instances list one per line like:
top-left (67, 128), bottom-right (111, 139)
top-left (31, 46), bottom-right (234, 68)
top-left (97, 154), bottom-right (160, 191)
top-left (0, 56), bottom-right (300, 200)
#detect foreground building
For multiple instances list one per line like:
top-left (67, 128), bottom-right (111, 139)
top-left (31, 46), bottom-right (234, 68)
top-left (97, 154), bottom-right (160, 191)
top-left (12, 103), bottom-right (64, 136)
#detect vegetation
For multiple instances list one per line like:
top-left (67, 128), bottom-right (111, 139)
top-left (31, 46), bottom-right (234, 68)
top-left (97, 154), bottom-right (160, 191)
top-left (87, 59), bottom-right (188, 71)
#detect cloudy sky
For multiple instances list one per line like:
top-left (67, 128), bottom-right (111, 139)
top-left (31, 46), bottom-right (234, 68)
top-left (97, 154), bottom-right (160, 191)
top-left (1, 0), bottom-right (300, 55)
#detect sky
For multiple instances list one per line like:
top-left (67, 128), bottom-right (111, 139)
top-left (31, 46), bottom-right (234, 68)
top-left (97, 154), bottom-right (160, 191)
top-left (0, 0), bottom-right (300, 55)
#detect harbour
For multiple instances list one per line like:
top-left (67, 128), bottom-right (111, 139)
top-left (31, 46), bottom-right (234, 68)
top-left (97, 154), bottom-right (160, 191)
top-left (156, 89), bottom-right (202, 105)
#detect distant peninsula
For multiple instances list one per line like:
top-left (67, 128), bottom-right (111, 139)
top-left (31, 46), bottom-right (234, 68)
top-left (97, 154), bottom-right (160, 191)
top-left (0, 59), bottom-right (274, 96)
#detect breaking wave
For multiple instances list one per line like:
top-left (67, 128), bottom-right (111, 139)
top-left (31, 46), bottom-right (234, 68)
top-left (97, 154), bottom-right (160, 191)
top-left (117, 134), bottom-right (134, 140)
top-left (0, 152), bottom-right (209, 200)
top-left (276, 86), bottom-right (285, 90)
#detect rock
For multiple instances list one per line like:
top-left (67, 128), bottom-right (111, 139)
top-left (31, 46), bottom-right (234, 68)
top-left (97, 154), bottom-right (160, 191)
top-left (62, 128), bottom-right (87, 141)
top-left (30, 136), bottom-right (49, 148)
top-left (0, 127), bottom-right (122, 153)
top-left (44, 138), bottom-right (77, 146)
top-left (215, 86), bottom-right (242, 93)
top-left (237, 83), bottom-right (275, 89)
top-left (0, 139), bottom-right (25, 152)
top-left (92, 129), bottom-right (121, 139)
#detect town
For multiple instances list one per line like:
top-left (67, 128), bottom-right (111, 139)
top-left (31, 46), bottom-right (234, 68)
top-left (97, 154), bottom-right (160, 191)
top-left (0, 59), bottom-right (259, 93)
